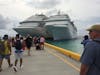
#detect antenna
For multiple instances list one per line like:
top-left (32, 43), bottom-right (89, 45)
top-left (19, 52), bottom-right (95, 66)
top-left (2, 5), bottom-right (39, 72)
top-left (58, 10), bottom-right (61, 15)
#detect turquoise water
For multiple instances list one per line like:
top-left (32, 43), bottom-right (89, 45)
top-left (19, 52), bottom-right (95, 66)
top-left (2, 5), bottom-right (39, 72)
top-left (46, 38), bottom-right (84, 54)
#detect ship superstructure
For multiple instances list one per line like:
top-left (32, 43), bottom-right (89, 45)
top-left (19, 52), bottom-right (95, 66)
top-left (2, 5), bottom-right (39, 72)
top-left (13, 14), bottom-right (47, 37)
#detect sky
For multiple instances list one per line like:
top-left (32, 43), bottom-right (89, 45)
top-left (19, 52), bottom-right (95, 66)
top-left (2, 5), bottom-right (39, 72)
top-left (0, 0), bottom-right (100, 37)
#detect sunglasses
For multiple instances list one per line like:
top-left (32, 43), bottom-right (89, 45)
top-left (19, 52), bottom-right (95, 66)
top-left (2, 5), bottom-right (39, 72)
top-left (89, 30), bottom-right (94, 34)
top-left (89, 30), bottom-right (93, 33)
top-left (89, 30), bottom-right (100, 34)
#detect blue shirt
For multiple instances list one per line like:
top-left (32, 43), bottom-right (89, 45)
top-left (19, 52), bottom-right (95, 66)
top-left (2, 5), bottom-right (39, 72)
top-left (80, 38), bottom-right (100, 75)
top-left (81, 39), bottom-right (90, 47)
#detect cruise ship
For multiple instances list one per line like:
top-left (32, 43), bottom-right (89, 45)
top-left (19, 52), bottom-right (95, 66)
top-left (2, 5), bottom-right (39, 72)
top-left (13, 13), bottom-right (77, 40)
top-left (44, 14), bottom-right (77, 40)
top-left (13, 14), bottom-right (48, 37)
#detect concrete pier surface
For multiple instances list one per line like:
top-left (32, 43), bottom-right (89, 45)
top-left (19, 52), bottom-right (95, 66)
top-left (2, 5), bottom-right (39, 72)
top-left (0, 46), bottom-right (80, 75)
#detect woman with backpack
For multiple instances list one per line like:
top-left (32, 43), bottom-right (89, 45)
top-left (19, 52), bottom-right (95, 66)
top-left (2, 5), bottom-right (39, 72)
top-left (13, 34), bottom-right (23, 72)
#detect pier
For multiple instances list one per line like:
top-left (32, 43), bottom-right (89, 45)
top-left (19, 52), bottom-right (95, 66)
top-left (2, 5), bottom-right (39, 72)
top-left (0, 43), bottom-right (81, 75)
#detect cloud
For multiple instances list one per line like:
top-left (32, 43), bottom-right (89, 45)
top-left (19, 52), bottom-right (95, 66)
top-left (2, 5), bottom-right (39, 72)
top-left (0, 14), bottom-right (10, 29)
top-left (24, 0), bottom-right (60, 9)
top-left (74, 16), bottom-right (100, 35)
top-left (68, 0), bottom-right (100, 21)
top-left (0, 14), bottom-right (20, 29)
top-left (0, 0), bottom-right (33, 20)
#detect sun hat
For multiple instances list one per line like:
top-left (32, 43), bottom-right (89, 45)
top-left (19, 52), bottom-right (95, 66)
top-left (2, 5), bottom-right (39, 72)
top-left (87, 24), bottom-right (100, 31)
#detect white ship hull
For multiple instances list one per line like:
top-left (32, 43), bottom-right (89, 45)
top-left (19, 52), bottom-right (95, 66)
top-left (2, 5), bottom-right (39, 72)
top-left (14, 27), bottom-right (49, 38)
top-left (45, 25), bottom-right (77, 40)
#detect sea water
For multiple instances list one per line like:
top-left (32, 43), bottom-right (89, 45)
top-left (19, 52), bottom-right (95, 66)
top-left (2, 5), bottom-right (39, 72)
top-left (46, 38), bottom-right (84, 55)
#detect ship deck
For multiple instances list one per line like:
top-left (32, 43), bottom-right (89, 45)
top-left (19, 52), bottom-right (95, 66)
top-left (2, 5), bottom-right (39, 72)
top-left (0, 45), bottom-right (81, 75)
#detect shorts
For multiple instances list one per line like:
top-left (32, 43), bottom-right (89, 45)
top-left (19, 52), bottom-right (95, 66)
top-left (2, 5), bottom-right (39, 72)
top-left (0, 54), bottom-right (10, 60)
top-left (14, 52), bottom-right (23, 60)
top-left (40, 42), bottom-right (44, 45)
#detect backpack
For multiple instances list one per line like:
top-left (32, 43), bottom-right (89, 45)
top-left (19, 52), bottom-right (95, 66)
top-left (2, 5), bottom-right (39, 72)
top-left (14, 39), bottom-right (22, 50)
top-left (0, 40), bottom-right (5, 54)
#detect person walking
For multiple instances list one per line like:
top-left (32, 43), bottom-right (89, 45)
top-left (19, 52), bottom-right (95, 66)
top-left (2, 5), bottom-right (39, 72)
top-left (13, 34), bottom-right (23, 72)
top-left (25, 34), bottom-right (32, 56)
top-left (81, 35), bottom-right (90, 47)
top-left (0, 35), bottom-right (13, 72)
top-left (33, 36), bottom-right (37, 47)
top-left (40, 36), bottom-right (45, 50)
top-left (35, 37), bottom-right (41, 50)
top-left (80, 25), bottom-right (100, 75)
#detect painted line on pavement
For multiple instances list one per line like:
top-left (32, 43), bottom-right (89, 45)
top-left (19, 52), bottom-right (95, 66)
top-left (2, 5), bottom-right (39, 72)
top-left (47, 49), bottom-right (80, 72)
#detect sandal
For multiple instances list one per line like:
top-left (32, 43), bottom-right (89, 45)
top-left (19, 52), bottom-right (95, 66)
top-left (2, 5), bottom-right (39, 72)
top-left (9, 64), bottom-right (13, 67)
